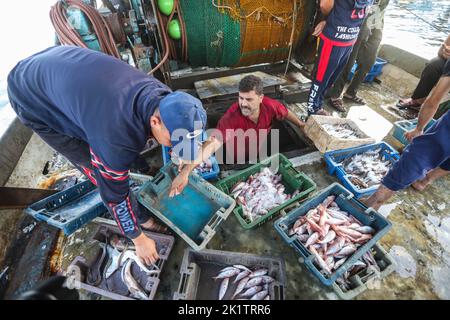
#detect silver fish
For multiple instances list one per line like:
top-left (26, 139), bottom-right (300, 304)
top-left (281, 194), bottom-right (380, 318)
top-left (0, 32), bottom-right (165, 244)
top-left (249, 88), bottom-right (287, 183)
top-left (234, 270), bottom-right (251, 283)
top-left (213, 268), bottom-right (240, 280)
top-left (336, 245), bottom-right (357, 257)
top-left (219, 277), bottom-right (229, 300)
top-left (305, 232), bottom-right (320, 247)
top-left (264, 295), bottom-right (270, 300)
top-left (249, 268), bottom-right (268, 278)
top-left (333, 257), bottom-right (347, 270)
top-left (121, 259), bottom-right (148, 300)
top-left (297, 234), bottom-right (310, 242)
top-left (356, 226), bottom-right (376, 234)
top-left (319, 230), bottom-right (336, 244)
top-left (245, 276), bottom-right (264, 288)
top-left (232, 277), bottom-right (249, 299)
top-left (260, 275), bottom-right (275, 284)
top-left (309, 246), bottom-right (331, 274)
top-left (233, 265), bottom-right (252, 273)
top-left (250, 290), bottom-right (269, 300)
top-left (239, 285), bottom-right (262, 298)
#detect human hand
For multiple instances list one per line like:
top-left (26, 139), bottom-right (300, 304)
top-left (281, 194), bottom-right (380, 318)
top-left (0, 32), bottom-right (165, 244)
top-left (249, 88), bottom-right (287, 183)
top-left (404, 128), bottom-right (423, 142)
top-left (133, 234), bottom-right (160, 265)
top-left (169, 171), bottom-right (189, 197)
top-left (312, 21), bottom-right (326, 37)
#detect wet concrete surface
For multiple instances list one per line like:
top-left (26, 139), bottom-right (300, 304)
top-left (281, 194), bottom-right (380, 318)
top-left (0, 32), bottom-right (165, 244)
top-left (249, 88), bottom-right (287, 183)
top-left (1, 81), bottom-right (449, 300)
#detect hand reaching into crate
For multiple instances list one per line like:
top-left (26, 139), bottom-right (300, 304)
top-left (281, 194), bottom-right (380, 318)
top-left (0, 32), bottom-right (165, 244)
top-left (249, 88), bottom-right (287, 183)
top-left (133, 234), bottom-right (160, 266)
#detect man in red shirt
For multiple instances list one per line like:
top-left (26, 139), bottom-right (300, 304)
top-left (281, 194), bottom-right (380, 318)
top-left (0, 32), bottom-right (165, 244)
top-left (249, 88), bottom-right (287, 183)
top-left (207, 75), bottom-right (305, 163)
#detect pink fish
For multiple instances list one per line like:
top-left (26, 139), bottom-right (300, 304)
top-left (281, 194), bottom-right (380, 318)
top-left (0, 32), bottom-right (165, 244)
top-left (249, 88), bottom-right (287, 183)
top-left (321, 195), bottom-right (336, 209)
top-left (318, 205), bottom-right (328, 227)
top-left (318, 230), bottom-right (336, 244)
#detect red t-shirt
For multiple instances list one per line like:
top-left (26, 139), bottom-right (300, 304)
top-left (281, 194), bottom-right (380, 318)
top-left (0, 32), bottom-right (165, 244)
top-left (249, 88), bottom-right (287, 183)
top-left (213, 97), bottom-right (288, 161)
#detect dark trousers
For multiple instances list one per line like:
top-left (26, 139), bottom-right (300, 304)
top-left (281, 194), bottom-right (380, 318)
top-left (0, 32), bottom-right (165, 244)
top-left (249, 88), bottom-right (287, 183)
top-left (327, 27), bottom-right (383, 98)
top-left (411, 57), bottom-right (447, 100)
top-left (382, 111), bottom-right (450, 191)
top-left (307, 35), bottom-right (354, 114)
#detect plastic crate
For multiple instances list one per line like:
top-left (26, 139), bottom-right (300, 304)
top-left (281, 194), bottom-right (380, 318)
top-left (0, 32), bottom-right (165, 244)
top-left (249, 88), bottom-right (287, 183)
top-left (25, 180), bottom-right (104, 235)
top-left (66, 224), bottom-right (174, 300)
top-left (332, 243), bottom-right (396, 300)
top-left (323, 142), bottom-right (400, 199)
top-left (137, 163), bottom-right (236, 251)
top-left (25, 174), bottom-right (152, 235)
top-left (173, 248), bottom-right (286, 300)
top-left (348, 58), bottom-right (388, 82)
top-left (215, 153), bottom-right (316, 230)
top-left (273, 183), bottom-right (392, 286)
top-left (392, 118), bottom-right (437, 146)
top-left (304, 116), bottom-right (376, 153)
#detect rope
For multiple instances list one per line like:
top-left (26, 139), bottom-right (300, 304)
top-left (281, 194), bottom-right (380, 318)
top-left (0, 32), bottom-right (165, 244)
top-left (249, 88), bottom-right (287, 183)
top-left (49, 0), bottom-right (120, 59)
top-left (284, 0), bottom-right (298, 76)
top-left (212, 0), bottom-right (294, 24)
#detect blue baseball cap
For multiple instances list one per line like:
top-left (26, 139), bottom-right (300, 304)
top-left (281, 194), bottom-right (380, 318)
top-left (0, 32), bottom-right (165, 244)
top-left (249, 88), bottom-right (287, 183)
top-left (159, 91), bottom-right (207, 161)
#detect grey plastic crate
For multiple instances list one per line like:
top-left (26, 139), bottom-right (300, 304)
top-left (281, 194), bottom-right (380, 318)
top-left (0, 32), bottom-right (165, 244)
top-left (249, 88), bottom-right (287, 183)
top-left (66, 224), bottom-right (174, 300)
top-left (173, 248), bottom-right (286, 300)
top-left (332, 244), bottom-right (396, 300)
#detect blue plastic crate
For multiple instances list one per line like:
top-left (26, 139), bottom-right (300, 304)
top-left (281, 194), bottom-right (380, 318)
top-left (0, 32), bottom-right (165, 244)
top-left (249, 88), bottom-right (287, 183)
top-left (274, 183), bottom-right (392, 286)
top-left (393, 118), bottom-right (437, 146)
top-left (323, 142), bottom-right (400, 199)
top-left (137, 163), bottom-right (236, 251)
top-left (25, 180), bottom-right (104, 235)
top-left (162, 145), bottom-right (220, 180)
top-left (348, 57), bottom-right (388, 82)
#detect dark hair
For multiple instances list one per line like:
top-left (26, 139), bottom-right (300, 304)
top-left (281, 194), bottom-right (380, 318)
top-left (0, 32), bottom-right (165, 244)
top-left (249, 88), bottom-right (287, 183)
top-left (239, 75), bottom-right (263, 95)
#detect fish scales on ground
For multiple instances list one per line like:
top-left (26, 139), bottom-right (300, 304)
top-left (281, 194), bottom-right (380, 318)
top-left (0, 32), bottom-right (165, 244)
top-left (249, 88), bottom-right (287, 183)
top-left (341, 148), bottom-right (393, 189)
top-left (230, 167), bottom-right (300, 223)
top-left (288, 195), bottom-right (376, 276)
top-left (321, 123), bottom-right (362, 139)
top-left (212, 264), bottom-right (275, 300)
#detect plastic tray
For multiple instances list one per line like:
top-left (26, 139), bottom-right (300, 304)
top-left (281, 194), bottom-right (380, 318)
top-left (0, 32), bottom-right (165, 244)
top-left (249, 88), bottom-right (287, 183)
top-left (274, 183), bottom-right (392, 286)
top-left (25, 173), bottom-right (153, 235)
top-left (323, 142), bottom-right (400, 199)
top-left (173, 248), bottom-right (286, 300)
top-left (137, 163), bottom-right (236, 251)
top-left (215, 153), bottom-right (316, 229)
top-left (66, 224), bottom-right (174, 300)
top-left (348, 57), bottom-right (388, 82)
top-left (25, 180), bottom-right (103, 235)
top-left (332, 243), bottom-right (396, 300)
top-left (392, 118), bottom-right (437, 146)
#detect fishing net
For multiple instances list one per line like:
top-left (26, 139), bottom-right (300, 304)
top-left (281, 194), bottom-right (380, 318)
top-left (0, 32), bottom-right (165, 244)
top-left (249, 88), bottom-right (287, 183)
top-left (179, 0), bottom-right (310, 67)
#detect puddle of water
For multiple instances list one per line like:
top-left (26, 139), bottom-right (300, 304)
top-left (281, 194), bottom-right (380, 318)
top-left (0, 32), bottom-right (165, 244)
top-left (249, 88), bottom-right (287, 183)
top-left (389, 245), bottom-right (417, 278)
top-left (378, 201), bottom-right (403, 218)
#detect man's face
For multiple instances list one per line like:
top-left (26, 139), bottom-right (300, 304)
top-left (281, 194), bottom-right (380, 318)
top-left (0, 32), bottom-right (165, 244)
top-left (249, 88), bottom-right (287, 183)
top-left (150, 114), bottom-right (172, 147)
top-left (238, 90), bottom-right (263, 118)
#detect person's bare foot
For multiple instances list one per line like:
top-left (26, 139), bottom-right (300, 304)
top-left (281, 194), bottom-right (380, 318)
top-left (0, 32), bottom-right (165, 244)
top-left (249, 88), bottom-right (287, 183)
top-left (314, 109), bottom-right (331, 116)
top-left (364, 185), bottom-right (395, 211)
top-left (411, 168), bottom-right (450, 191)
top-left (411, 177), bottom-right (430, 191)
top-left (141, 217), bottom-right (168, 233)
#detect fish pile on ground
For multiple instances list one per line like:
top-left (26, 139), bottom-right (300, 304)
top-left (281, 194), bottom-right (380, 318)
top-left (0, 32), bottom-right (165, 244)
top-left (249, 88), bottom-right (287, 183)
top-left (213, 265), bottom-right (275, 300)
top-left (230, 167), bottom-right (300, 223)
top-left (341, 149), bottom-right (393, 189)
top-left (194, 158), bottom-right (214, 174)
top-left (321, 123), bottom-right (361, 139)
top-left (288, 195), bottom-right (375, 275)
top-left (87, 234), bottom-right (161, 300)
top-left (335, 248), bottom-right (380, 290)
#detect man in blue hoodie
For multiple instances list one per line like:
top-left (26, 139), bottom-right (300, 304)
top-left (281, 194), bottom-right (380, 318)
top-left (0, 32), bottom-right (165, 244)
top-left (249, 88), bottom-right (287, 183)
top-left (307, 0), bottom-right (374, 115)
top-left (7, 46), bottom-right (208, 266)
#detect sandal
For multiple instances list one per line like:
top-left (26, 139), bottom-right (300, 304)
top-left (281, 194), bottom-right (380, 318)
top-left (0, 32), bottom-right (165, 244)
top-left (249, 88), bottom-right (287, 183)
top-left (329, 98), bottom-right (346, 112)
top-left (141, 217), bottom-right (168, 233)
top-left (343, 94), bottom-right (366, 105)
top-left (396, 98), bottom-right (421, 110)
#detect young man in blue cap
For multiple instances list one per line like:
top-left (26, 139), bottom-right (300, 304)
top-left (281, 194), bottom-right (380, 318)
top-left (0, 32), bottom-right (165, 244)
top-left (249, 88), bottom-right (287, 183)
top-left (7, 46), bottom-right (207, 265)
